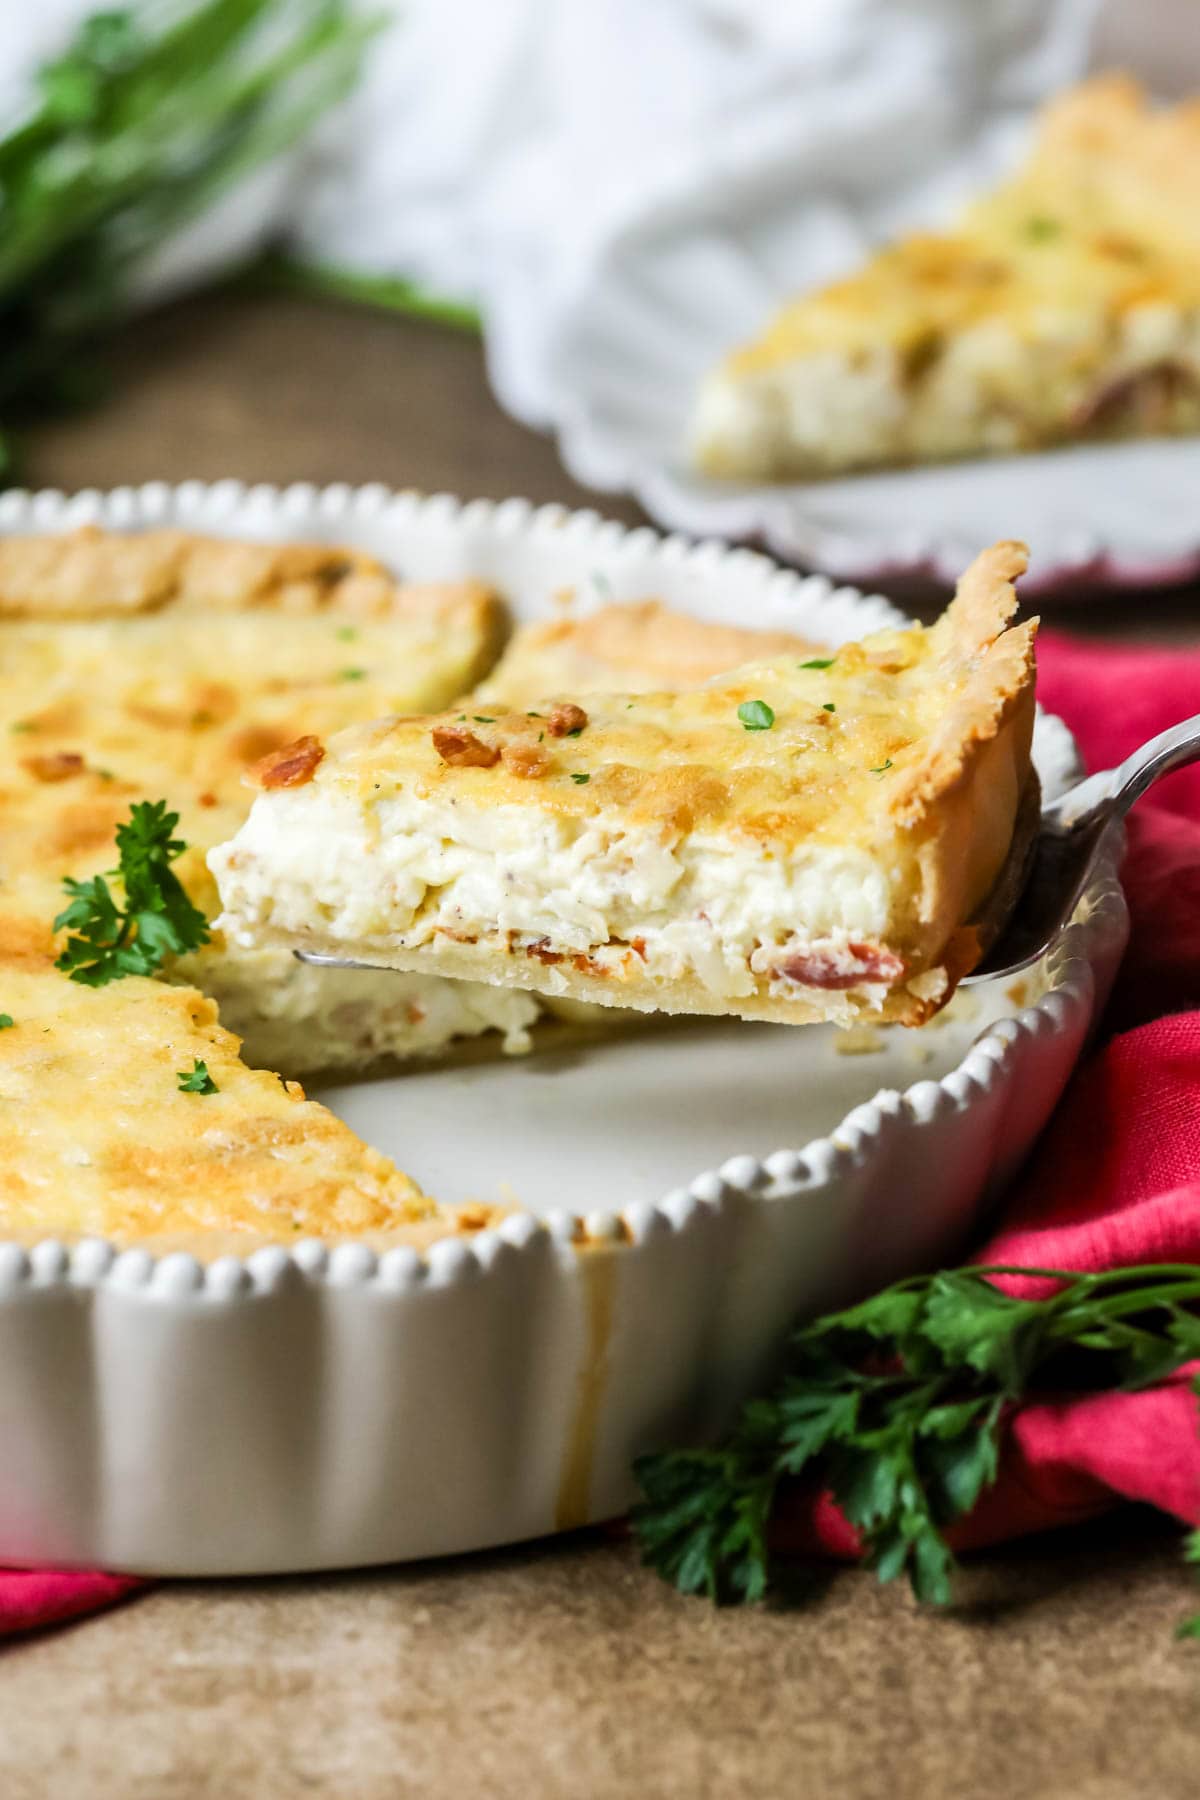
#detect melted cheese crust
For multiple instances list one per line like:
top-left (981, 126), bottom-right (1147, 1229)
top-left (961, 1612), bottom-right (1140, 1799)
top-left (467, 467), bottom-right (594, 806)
top-left (215, 544), bottom-right (1037, 1028)
top-left (694, 76), bottom-right (1200, 478)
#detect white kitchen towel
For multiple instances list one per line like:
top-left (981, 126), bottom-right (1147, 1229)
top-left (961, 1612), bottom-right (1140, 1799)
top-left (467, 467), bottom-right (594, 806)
top-left (295, 0), bottom-right (1109, 428)
top-left (5, 0), bottom-right (1198, 443)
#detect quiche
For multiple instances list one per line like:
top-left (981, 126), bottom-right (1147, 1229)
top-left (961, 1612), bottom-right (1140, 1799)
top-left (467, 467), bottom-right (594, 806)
top-left (692, 76), bottom-right (1200, 480)
top-left (0, 529), bottom-right (839, 1247)
top-left (213, 542), bottom-right (1037, 1030)
top-left (0, 524), bottom-right (541, 1074)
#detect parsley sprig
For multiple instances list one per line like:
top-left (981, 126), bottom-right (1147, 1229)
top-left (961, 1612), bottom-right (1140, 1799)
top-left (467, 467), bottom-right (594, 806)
top-left (633, 1264), bottom-right (1200, 1616)
top-left (54, 800), bottom-right (209, 986)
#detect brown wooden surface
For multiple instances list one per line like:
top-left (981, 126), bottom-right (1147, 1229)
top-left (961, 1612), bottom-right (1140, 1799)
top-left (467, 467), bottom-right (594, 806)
top-left (5, 291), bottom-right (1200, 1798)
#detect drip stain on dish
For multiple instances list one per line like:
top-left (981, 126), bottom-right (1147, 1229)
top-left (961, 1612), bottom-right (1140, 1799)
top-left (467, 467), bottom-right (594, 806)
top-left (555, 1236), bottom-right (621, 1532)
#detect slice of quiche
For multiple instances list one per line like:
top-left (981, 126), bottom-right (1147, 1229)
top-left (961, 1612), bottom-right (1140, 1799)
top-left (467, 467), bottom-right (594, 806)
top-left (693, 76), bottom-right (1200, 480)
top-left (213, 543), bottom-right (1037, 1030)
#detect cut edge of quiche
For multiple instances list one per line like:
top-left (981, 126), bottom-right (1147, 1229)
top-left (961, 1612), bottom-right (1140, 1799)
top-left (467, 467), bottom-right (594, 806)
top-left (212, 541), bottom-right (1038, 1031)
top-left (692, 74), bottom-right (1200, 481)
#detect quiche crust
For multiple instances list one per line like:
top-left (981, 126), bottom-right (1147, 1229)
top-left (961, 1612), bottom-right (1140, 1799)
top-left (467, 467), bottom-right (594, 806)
top-left (693, 75), bottom-right (1200, 479)
top-left (214, 543), bottom-right (1037, 1029)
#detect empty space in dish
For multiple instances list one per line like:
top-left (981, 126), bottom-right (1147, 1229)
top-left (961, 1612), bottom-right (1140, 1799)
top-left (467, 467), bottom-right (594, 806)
top-left (316, 983), bottom-right (1030, 1217)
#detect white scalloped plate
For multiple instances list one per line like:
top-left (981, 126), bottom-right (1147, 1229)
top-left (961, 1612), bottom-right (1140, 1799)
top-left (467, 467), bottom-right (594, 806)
top-left (0, 485), bottom-right (1128, 1575)
top-left (539, 219), bottom-right (1200, 597)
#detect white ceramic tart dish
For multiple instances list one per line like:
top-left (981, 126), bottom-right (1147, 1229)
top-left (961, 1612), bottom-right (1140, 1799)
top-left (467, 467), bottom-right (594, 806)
top-left (0, 484), bottom-right (1127, 1576)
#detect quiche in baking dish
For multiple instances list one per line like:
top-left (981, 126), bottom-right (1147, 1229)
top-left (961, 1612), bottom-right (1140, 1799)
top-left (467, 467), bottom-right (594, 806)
top-left (692, 76), bottom-right (1200, 480)
top-left (214, 542), bottom-right (1037, 1030)
top-left (0, 524), bottom-right (834, 1245)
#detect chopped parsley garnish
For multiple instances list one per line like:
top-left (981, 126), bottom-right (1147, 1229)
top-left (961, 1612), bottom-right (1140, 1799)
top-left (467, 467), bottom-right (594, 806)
top-left (9, 720), bottom-right (33, 733)
top-left (177, 1058), bottom-right (218, 1095)
top-left (799, 657), bottom-right (835, 671)
top-left (565, 726), bottom-right (583, 737)
top-left (737, 700), bottom-right (775, 732)
top-left (473, 715), bottom-right (496, 723)
top-left (570, 772), bottom-right (591, 785)
top-left (53, 800), bottom-right (210, 987)
top-left (335, 625), bottom-right (358, 642)
top-left (1024, 215), bottom-right (1061, 242)
top-left (526, 710), bottom-right (543, 719)
top-left (633, 1263), bottom-right (1200, 1615)
top-left (0, 1015), bottom-right (13, 1030)
top-left (339, 667), bottom-right (367, 682)
top-left (870, 758), bottom-right (894, 775)
top-left (822, 702), bottom-right (837, 714)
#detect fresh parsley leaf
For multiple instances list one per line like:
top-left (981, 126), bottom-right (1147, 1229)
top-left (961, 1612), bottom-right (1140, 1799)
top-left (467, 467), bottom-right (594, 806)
top-left (738, 700), bottom-right (775, 732)
top-left (822, 702), bottom-right (836, 714)
top-left (0, 1014), bottom-right (13, 1030)
top-left (633, 1263), bottom-right (1200, 1614)
top-left (53, 800), bottom-right (210, 986)
top-left (570, 772), bottom-right (591, 785)
top-left (800, 658), bottom-right (835, 670)
top-left (177, 1059), bottom-right (217, 1096)
top-left (339, 668), bottom-right (367, 682)
top-left (870, 759), bottom-right (894, 775)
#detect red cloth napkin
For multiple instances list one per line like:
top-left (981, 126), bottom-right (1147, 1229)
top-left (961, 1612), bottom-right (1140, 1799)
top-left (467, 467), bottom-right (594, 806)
top-left (4, 626), bottom-right (1200, 1633)
top-left (785, 626), bottom-right (1200, 1562)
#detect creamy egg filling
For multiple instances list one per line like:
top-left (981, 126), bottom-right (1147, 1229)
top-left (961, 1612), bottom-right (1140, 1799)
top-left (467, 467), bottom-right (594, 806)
top-left (212, 785), bottom-right (916, 1009)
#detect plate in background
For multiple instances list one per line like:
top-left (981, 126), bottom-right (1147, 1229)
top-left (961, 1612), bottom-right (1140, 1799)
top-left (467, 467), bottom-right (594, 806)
top-left (540, 220), bottom-right (1200, 598)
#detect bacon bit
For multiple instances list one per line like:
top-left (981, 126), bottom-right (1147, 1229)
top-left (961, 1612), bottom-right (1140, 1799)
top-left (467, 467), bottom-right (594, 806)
top-left (547, 701), bottom-right (588, 738)
top-left (527, 939), bottom-right (564, 966)
top-left (630, 937), bottom-right (647, 961)
top-left (197, 792), bottom-right (219, 809)
top-left (250, 735), bottom-right (325, 790)
top-left (431, 724), bottom-right (500, 768)
top-left (455, 1203), bottom-right (493, 1233)
top-left (502, 741), bottom-right (551, 779)
top-left (570, 952), bottom-right (607, 976)
top-left (22, 751), bottom-right (85, 783)
top-left (407, 1003), bottom-right (427, 1026)
top-left (777, 942), bottom-right (905, 991)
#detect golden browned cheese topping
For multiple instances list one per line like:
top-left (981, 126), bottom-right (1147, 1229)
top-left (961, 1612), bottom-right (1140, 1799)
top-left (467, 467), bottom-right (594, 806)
top-left (0, 527), bottom-right (505, 947)
top-left (306, 543), bottom-right (1037, 854)
top-left (729, 76), bottom-right (1200, 373)
top-left (0, 965), bottom-right (437, 1243)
